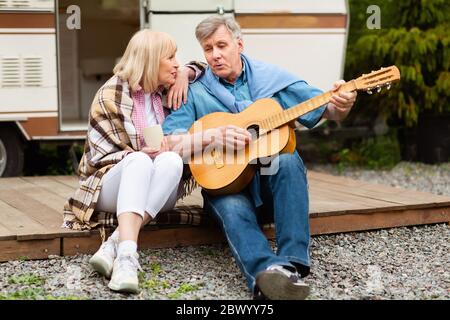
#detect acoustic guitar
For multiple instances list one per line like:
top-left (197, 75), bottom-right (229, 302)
top-left (188, 66), bottom-right (401, 195)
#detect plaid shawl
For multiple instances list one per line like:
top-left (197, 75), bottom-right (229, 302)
top-left (62, 75), bottom-right (199, 231)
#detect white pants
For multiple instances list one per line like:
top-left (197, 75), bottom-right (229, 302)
top-left (96, 151), bottom-right (184, 219)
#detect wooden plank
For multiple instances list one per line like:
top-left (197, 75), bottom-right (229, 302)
top-left (0, 177), bottom-right (31, 189)
top-left (362, 183), bottom-right (450, 204)
top-left (0, 221), bottom-right (15, 240)
top-left (63, 227), bottom-right (227, 256)
top-left (0, 177), bottom-right (68, 213)
top-left (309, 171), bottom-right (450, 206)
top-left (309, 195), bottom-right (363, 215)
top-left (0, 200), bottom-right (49, 239)
top-left (309, 185), bottom-right (400, 214)
top-left (310, 207), bottom-right (450, 235)
top-left (21, 176), bottom-right (75, 198)
top-left (138, 227), bottom-right (225, 249)
top-left (0, 190), bottom-right (75, 240)
top-left (19, 186), bottom-right (67, 213)
top-left (309, 171), bottom-right (366, 188)
top-left (62, 231), bottom-right (103, 256)
top-left (310, 178), bottom-right (405, 205)
top-left (0, 238), bottom-right (60, 262)
top-left (312, 182), bottom-right (447, 212)
top-left (50, 176), bottom-right (80, 189)
top-left (60, 223), bottom-right (315, 258)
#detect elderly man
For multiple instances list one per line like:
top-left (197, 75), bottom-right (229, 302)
top-left (162, 15), bottom-right (357, 300)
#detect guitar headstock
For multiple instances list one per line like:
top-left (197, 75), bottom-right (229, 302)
top-left (354, 66), bottom-right (401, 94)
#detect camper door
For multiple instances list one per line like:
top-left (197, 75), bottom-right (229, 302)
top-left (57, 0), bottom-right (141, 131)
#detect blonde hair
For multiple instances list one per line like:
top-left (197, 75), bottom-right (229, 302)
top-left (195, 15), bottom-right (242, 44)
top-left (113, 30), bottom-right (177, 93)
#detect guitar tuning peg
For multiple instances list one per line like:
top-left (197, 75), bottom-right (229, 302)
top-left (377, 86), bottom-right (382, 93)
top-left (386, 83), bottom-right (391, 90)
top-left (367, 89), bottom-right (373, 95)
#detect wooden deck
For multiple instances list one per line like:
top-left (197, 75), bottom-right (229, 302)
top-left (0, 172), bottom-right (449, 262)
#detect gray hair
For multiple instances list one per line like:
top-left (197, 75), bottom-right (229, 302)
top-left (195, 15), bottom-right (242, 43)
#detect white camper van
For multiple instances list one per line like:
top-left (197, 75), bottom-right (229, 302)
top-left (0, 0), bottom-right (348, 176)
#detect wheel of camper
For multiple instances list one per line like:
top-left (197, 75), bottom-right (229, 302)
top-left (0, 126), bottom-right (24, 177)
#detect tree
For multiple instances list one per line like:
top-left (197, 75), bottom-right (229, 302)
top-left (345, 0), bottom-right (449, 127)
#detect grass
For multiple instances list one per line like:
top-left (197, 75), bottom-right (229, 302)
top-left (141, 279), bottom-right (170, 291)
top-left (8, 274), bottom-right (45, 286)
top-left (0, 288), bottom-right (45, 300)
top-left (167, 283), bottom-right (201, 299)
top-left (139, 271), bottom-right (170, 293)
top-left (44, 295), bottom-right (88, 300)
top-left (0, 288), bottom-right (88, 300)
top-left (2, 273), bottom-right (88, 300)
top-left (149, 262), bottom-right (162, 276)
top-left (139, 265), bottom-right (202, 299)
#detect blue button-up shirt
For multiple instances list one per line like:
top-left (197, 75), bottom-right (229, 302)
top-left (163, 67), bottom-right (326, 206)
top-left (164, 66), bottom-right (325, 134)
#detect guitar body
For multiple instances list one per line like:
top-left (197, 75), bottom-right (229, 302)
top-left (189, 98), bottom-right (296, 195)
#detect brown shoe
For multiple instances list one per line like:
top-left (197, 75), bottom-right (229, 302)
top-left (255, 265), bottom-right (310, 300)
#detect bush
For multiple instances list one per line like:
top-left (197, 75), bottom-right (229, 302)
top-left (24, 142), bottom-right (83, 176)
top-left (345, 0), bottom-right (450, 127)
top-left (336, 133), bottom-right (401, 170)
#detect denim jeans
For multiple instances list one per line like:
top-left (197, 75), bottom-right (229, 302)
top-left (202, 152), bottom-right (310, 292)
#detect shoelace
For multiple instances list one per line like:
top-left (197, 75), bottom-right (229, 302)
top-left (99, 239), bottom-right (117, 257)
top-left (267, 265), bottom-right (300, 282)
top-left (116, 254), bottom-right (143, 275)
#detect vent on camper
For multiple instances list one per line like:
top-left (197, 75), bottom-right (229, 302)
top-left (0, 57), bottom-right (21, 88)
top-left (0, 56), bottom-right (43, 88)
top-left (0, 0), bottom-right (31, 9)
top-left (23, 57), bottom-right (43, 87)
top-left (0, 0), bottom-right (54, 10)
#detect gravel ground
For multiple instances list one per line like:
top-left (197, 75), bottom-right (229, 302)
top-left (0, 162), bottom-right (449, 300)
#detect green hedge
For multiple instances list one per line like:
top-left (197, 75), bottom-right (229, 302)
top-left (345, 0), bottom-right (450, 127)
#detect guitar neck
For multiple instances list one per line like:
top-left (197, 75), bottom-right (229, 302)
top-left (261, 80), bottom-right (358, 132)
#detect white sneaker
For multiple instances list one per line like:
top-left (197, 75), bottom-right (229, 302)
top-left (255, 264), bottom-right (310, 300)
top-left (108, 252), bottom-right (141, 294)
top-left (89, 237), bottom-right (117, 278)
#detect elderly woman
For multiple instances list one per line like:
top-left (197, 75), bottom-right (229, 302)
top-left (63, 30), bottom-right (203, 293)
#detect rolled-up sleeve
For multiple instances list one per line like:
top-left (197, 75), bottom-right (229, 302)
top-left (185, 61), bottom-right (207, 84)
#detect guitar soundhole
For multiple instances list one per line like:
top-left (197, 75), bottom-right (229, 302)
top-left (247, 124), bottom-right (260, 141)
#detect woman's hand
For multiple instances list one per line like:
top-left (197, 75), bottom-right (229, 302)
top-left (141, 137), bottom-right (170, 159)
top-left (167, 66), bottom-right (194, 110)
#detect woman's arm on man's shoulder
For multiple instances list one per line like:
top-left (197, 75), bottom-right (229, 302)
top-left (166, 61), bottom-right (207, 110)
